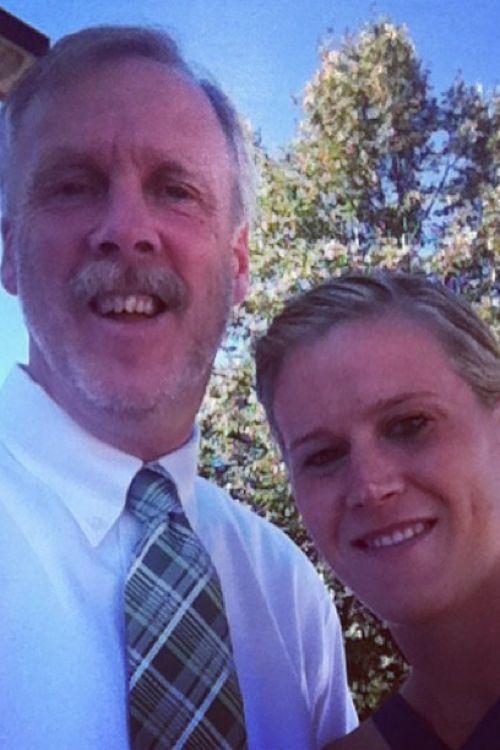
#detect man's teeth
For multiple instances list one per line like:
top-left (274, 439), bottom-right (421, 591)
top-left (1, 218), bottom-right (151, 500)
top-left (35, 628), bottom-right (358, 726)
top-left (96, 294), bottom-right (157, 316)
top-left (365, 521), bottom-right (427, 550)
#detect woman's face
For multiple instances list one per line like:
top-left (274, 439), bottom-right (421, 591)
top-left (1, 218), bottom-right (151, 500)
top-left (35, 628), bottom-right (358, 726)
top-left (273, 316), bottom-right (500, 625)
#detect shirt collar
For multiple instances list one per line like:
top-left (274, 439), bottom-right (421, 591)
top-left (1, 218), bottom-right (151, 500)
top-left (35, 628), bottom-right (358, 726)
top-left (0, 366), bottom-right (199, 547)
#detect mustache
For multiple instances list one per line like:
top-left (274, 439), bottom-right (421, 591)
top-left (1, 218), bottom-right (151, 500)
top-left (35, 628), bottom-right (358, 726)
top-left (70, 260), bottom-right (189, 311)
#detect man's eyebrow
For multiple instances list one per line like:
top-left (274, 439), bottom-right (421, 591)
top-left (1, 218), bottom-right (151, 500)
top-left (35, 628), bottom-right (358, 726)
top-left (34, 147), bottom-right (99, 172)
top-left (144, 152), bottom-right (212, 187)
top-left (28, 149), bottom-right (102, 192)
top-left (29, 147), bottom-right (218, 211)
top-left (148, 158), bottom-right (200, 181)
top-left (33, 145), bottom-right (212, 179)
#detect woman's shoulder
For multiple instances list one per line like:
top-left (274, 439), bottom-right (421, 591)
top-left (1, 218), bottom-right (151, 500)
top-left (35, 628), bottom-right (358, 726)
top-left (323, 719), bottom-right (388, 750)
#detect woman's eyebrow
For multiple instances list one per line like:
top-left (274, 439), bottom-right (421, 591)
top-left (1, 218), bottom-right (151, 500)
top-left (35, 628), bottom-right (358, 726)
top-left (288, 428), bottom-right (340, 454)
top-left (365, 391), bottom-right (437, 417)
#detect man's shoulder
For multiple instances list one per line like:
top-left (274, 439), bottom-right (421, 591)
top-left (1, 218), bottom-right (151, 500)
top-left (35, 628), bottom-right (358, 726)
top-left (195, 474), bottom-right (288, 534)
top-left (193, 474), bottom-right (319, 572)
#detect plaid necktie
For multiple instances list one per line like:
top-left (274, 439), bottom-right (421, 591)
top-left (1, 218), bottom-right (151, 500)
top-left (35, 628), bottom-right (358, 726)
top-left (125, 466), bottom-right (247, 749)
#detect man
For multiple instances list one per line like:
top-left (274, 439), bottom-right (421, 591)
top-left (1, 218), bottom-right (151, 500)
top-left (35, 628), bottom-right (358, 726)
top-left (0, 26), bottom-right (356, 749)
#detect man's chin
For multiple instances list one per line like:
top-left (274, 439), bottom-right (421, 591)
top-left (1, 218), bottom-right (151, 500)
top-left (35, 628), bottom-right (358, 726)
top-left (74, 378), bottom-right (177, 418)
top-left (68, 357), bottom-right (211, 421)
top-left (29, 340), bottom-right (215, 426)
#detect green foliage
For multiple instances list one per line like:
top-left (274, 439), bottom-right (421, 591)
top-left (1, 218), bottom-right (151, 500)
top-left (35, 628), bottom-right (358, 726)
top-left (296, 21), bottom-right (437, 248)
top-left (199, 18), bottom-right (499, 719)
top-left (438, 82), bottom-right (499, 218)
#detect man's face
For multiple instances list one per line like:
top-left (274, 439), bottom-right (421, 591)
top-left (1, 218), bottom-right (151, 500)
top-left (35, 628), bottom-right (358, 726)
top-left (1, 58), bottom-right (248, 426)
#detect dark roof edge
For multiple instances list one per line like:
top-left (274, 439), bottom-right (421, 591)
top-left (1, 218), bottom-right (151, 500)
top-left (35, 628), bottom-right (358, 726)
top-left (0, 8), bottom-right (50, 56)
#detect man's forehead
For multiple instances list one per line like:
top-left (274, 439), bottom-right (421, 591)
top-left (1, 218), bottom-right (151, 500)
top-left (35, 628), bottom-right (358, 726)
top-left (16, 59), bottom-right (220, 139)
top-left (13, 63), bottom-right (232, 168)
top-left (4, 56), bottom-right (242, 220)
top-left (31, 143), bottom-right (214, 173)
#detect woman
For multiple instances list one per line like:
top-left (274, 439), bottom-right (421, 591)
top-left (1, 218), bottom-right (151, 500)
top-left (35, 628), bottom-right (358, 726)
top-left (255, 271), bottom-right (500, 750)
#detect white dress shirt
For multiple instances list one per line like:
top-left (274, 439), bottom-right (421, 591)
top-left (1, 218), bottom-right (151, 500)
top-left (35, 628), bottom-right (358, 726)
top-left (0, 366), bottom-right (356, 749)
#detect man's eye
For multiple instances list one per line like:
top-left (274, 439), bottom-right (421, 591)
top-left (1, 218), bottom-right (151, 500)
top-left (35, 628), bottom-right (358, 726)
top-left (57, 182), bottom-right (89, 195)
top-left (387, 415), bottom-right (430, 440)
top-left (51, 181), bottom-right (97, 199)
top-left (158, 182), bottom-right (195, 202)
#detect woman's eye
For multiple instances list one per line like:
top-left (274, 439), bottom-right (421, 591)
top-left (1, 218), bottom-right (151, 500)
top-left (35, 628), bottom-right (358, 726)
top-left (387, 415), bottom-right (430, 439)
top-left (302, 446), bottom-right (346, 469)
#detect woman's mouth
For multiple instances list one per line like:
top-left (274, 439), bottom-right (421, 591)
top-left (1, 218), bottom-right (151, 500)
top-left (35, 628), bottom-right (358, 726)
top-left (353, 519), bottom-right (436, 551)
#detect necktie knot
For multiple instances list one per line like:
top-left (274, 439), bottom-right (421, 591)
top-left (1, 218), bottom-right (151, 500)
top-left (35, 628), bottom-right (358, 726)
top-left (126, 466), bottom-right (180, 526)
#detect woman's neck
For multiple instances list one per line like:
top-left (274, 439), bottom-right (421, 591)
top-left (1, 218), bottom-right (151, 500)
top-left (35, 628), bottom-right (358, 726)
top-left (392, 580), bottom-right (500, 748)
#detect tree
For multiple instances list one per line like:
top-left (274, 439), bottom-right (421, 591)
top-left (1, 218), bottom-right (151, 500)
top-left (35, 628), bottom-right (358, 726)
top-left (295, 21), bottom-right (438, 250)
top-left (200, 19), bottom-right (499, 718)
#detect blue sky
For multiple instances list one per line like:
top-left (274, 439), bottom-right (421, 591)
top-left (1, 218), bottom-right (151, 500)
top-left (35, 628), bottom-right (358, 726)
top-left (0, 0), bottom-right (499, 380)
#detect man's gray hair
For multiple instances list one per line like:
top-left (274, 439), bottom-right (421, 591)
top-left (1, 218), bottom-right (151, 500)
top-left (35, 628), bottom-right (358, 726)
top-left (0, 25), bottom-right (255, 222)
top-left (255, 271), bottom-right (500, 442)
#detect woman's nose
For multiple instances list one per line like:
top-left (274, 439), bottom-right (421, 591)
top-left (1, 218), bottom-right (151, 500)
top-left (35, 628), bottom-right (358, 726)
top-left (346, 444), bottom-right (405, 509)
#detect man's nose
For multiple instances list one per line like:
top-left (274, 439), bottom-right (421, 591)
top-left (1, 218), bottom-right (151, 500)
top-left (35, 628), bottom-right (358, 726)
top-left (346, 443), bottom-right (405, 510)
top-left (88, 184), bottom-right (161, 258)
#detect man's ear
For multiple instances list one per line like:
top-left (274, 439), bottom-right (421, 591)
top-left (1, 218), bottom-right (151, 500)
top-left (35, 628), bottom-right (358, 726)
top-left (1, 217), bottom-right (19, 296)
top-left (231, 221), bottom-right (249, 306)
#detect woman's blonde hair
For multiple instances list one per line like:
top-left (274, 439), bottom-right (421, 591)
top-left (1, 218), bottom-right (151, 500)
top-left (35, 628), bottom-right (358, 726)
top-left (256, 271), bottom-right (500, 440)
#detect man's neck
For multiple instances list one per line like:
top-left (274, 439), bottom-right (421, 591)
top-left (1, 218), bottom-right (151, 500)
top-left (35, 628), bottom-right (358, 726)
top-left (72, 407), bottom-right (195, 460)
top-left (25, 365), bottom-right (198, 461)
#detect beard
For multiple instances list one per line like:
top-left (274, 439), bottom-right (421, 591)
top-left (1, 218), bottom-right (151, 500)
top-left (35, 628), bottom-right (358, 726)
top-left (16, 250), bottom-right (235, 421)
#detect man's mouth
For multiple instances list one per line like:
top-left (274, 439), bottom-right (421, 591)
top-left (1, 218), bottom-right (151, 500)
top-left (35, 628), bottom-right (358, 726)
top-left (352, 519), bottom-right (436, 551)
top-left (71, 260), bottom-right (189, 320)
top-left (92, 293), bottom-right (166, 318)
